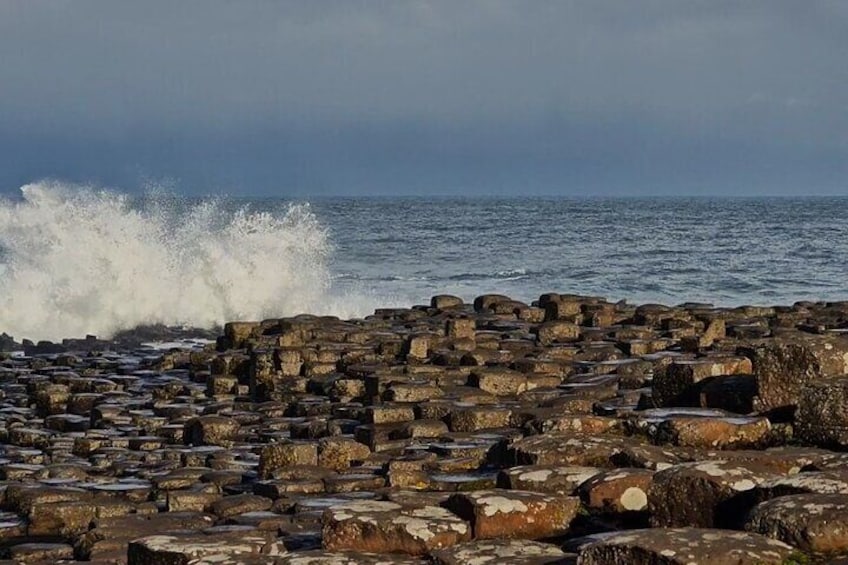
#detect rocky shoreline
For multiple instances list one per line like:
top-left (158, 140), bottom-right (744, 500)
top-left (3, 293), bottom-right (848, 563)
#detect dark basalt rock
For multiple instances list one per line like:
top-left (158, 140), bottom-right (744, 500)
top-left (2, 293), bottom-right (848, 562)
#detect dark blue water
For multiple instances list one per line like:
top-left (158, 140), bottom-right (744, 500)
top-left (311, 196), bottom-right (848, 307)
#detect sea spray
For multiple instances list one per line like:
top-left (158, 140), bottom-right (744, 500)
top-left (0, 181), bottom-right (368, 341)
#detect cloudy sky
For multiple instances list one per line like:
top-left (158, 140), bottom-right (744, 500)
top-left (1, 1), bottom-right (846, 196)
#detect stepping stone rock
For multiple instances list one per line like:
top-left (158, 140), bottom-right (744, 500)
top-left (444, 489), bottom-right (580, 540)
top-left (469, 368), bottom-right (529, 397)
top-left (448, 406), bottom-right (512, 432)
top-left (210, 494), bottom-right (273, 519)
top-left (8, 542), bottom-right (74, 564)
top-left (497, 465), bottom-right (603, 495)
top-left (738, 335), bottom-right (848, 411)
top-left (183, 416), bottom-right (241, 447)
top-left (746, 493), bottom-right (848, 555)
top-left (796, 376), bottom-right (848, 448)
top-left (578, 468), bottom-right (655, 514)
top-left (577, 528), bottom-right (795, 565)
top-left (317, 437), bottom-right (371, 472)
top-left (652, 357), bottom-right (753, 406)
top-left (749, 471), bottom-right (848, 501)
top-left (648, 460), bottom-right (781, 528)
top-left (321, 500), bottom-right (470, 555)
top-left (702, 446), bottom-right (831, 475)
top-left (432, 295), bottom-right (464, 310)
top-left (431, 539), bottom-right (569, 565)
top-left (507, 433), bottom-right (635, 468)
top-left (534, 321), bottom-right (580, 345)
top-left (76, 512), bottom-right (217, 560)
top-left (644, 413), bottom-right (772, 450)
top-left (127, 530), bottom-right (279, 564)
top-left (27, 497), bottom-right (134, 536)
top-left (259, 442), bottom-right (319, 479)
top-left (275, 550), bottom-right (425, 563)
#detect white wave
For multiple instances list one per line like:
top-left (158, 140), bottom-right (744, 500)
top-left (494, 268), bottom-right (528, 277)
top-left (0, 181), bottom-right (376, 341)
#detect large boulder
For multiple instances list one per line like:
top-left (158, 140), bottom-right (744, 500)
top-left (648, 460), bottom-right (782, 528)
top-left (796, 376), bottom-right (848, 448)
top-left (183, 416), bottom-right (240, 447)
top-left (506, 433), bottom-right (638, 468)
top-left (127, 529), bottom-right (279, 564)
top-left (746, 493), bottom-right (848, 555)
top-left (258, 442), bottom-right (319, 479)
top-left (497, 465), bottom-right (603, 495)
top-left (578, 468), bottom-right (655, 515)
top-left (577, 528), bottom-right (795, 565)
top-left (444, 489), bottom-right (580, 540)
top-left (322, 500), bottom-right (470, 555)
top-left (652, 357), bottom-right (752, 406)
top-left (737, 335), bottom-right (848, 412)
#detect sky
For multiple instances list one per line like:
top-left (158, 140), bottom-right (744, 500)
top-left (1, 1), bottom-right (847, 196)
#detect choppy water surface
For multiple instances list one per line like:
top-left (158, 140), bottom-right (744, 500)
top-left (1, 182), bottom-right (847, 341)
top-left (315, 196), bottom-right (848, 308)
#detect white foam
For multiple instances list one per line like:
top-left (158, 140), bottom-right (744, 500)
top-left (0, 181), bottom-right (377, 341)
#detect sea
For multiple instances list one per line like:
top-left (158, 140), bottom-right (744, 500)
top-left (1, 181), bottom-right (847, 342)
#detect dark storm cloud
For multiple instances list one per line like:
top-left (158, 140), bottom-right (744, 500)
top-left (0, 1), bottom-right (846, 195)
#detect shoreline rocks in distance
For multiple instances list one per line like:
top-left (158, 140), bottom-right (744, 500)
top-left (1, 293), bottom-right (848, 563)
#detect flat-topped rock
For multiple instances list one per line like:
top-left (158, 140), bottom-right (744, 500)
top-left (652, 356), bottom-right (753, 406)
top-left (444, 489), bottom-right (580, 540)
top-left (630, 410), bottom-right (773, 449)
top-left (746, 493), bottom-right (848, 555)
top-left (275, 551), bottom-right (426, 564)
top-left (7, 542), bottom-right (74, 564)
top-left (497, 465), bottom-right (603, 495)
top-left (796, 376), bottom-right (848, 448)
top-left (576, 528), bottom-right (795, 565)
top-left (127, 529), bottom-right (281, 564)
top-left (738, 335), bottom-right (848, 412)
top-left (648, 460), bottom-right (783, 528)
top-left (321, 500), bottom-right (470, 555)
top-left (578, 468), bottom-right (655, 514)
top-left (506, 433), bottom-right (640, 468)
top-left (431, 539), bottom-right (570, 565)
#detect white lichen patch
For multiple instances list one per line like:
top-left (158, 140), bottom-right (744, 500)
top-left (393, 506), bottom-right (469, 541)
top-left (602, 533), bottom-right (638, 544)
top-left (620, 487), bottom-right (648, 511)
top-left (477, 495), bottom-right (529, 516)
top-left (445, 539), bottom-right (566, 564)
top-left (731, 479), bottom-right (756, 491)
top-left (766, 474), bottom-right (848, 494)
top-left (393, 515), bottom-right (436, 541)
top-left (693, 461), bottom-right (730, 477)
top-left (134, 534), bottom-right (267, 559)
top-left (449, 521), bottom-right (469, 534)
top-left (518, 469), bottom-right (552, 482)
top-left (801, 502), bottom-right (829, 515)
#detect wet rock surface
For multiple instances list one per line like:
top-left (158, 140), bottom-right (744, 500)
top-left (2, 293), bottom-right (848, 563)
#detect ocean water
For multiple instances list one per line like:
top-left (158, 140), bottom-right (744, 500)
top-left (1, 181), bottom-right (847, 341)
